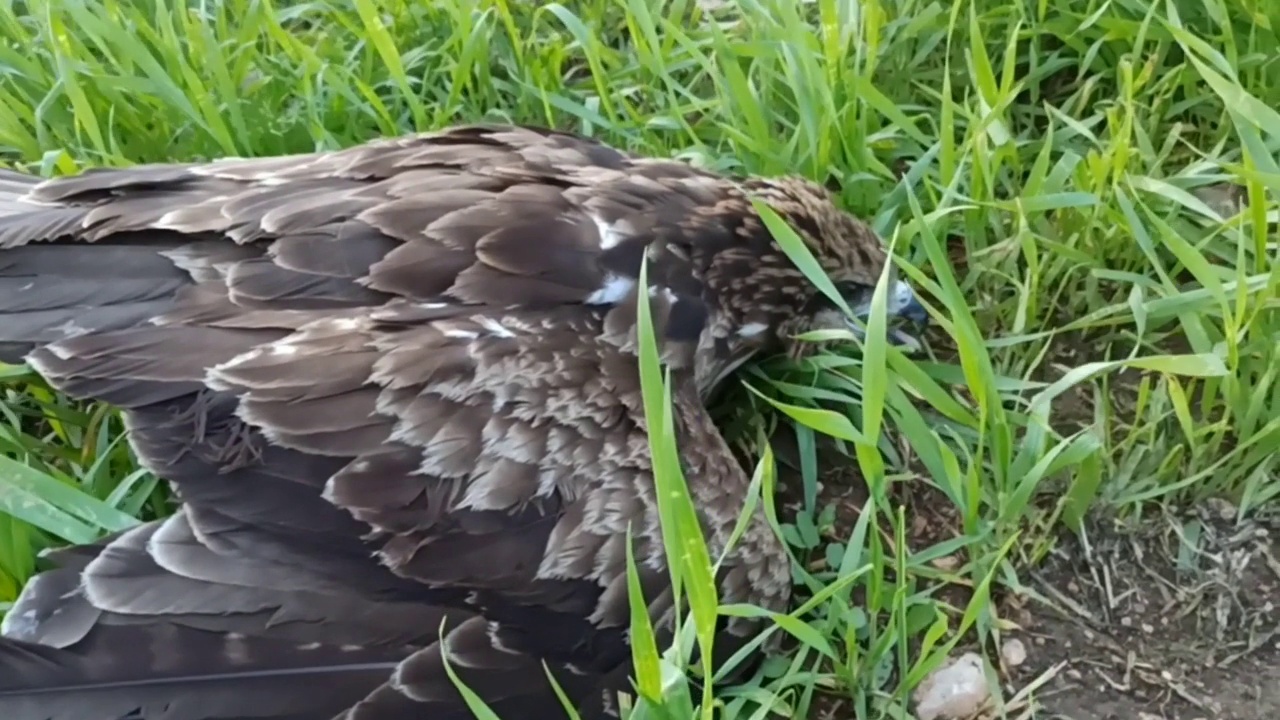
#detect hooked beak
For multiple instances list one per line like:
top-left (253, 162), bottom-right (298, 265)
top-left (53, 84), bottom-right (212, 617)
top-left (847, 280), bottom-right (929, 351)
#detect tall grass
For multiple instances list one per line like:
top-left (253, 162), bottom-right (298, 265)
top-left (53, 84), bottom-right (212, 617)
top-left (1, 0), bottom-right (1275, 716)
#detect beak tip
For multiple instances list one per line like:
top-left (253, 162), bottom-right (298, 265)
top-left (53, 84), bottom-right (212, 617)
top-left (891, 280), bottom-right (929, 326)
top-left (901, 297), bottom-right (930, 326)
top-left (842, 280), bottom-right (929, 351)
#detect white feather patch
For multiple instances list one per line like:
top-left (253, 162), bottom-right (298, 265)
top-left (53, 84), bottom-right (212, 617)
top-left (204, 346), bottom-right (267, 390)
top-left (154, 196), bottom-right (230, 231)
top-left (586, 275), bottom-right (635, 305)
top-left (476, 316), bottom-right (515, 338)
top-left (330, 317), bottom-right (362, 331)
top-left (591, 214), bottom-right (625, 249)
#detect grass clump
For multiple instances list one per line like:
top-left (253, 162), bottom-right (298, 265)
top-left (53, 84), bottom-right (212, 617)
top-left (1, 0), bottom-right (1276, 717)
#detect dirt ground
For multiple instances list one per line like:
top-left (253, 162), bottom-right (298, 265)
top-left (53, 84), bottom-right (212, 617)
top-left (1006, 504), bottom-right (1280, 720)
top-left (771, 434), bottom-right (1280, 720)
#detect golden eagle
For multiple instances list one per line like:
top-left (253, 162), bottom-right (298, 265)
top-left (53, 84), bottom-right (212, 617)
top-left (0, 124), bottom-right (926, 720)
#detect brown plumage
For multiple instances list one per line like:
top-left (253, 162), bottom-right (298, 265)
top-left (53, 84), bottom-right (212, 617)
top-left (0, 124), bottom-right (926, 720)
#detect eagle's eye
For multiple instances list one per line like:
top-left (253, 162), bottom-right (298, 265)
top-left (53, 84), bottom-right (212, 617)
top-left (832, 280), bottom-right (874, 309)
top-left (829, 278), bottom-right (928, 324)
top-left (802, 280), bottom-right (874, 316)
top-left (816, 278), bottom-right (930, 351)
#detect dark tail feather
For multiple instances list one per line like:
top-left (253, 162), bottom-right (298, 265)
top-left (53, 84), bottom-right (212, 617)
top-left (0, 627), bottom-right (403, 720)
top-left (0, 168), bottom-right (196, 364)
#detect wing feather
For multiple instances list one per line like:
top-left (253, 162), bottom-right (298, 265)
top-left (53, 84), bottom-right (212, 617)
top-left (0, 125), bottom-right (740, 372)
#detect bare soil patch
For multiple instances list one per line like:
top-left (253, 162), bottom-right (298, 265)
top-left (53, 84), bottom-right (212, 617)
top-left (775, 442), bottom-right (1279, 720)
top-left (1008, 505), bottom-right (1280, 720)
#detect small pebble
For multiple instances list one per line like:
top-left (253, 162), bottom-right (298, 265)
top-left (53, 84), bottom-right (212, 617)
top-left (931, 555), bottom-right (961, 571)
top-left (1001, 638), bottom-right (1027, 668)
top-left (1204, 497), bottom-right (1236, 520)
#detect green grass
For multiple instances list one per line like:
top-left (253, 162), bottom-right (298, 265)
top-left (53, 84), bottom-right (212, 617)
top-left (1, 0), bottom-right (1277, 717)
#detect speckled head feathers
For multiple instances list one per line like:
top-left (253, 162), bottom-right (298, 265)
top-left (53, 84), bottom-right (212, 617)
top-left (682, 173), bottom-right (926, 392)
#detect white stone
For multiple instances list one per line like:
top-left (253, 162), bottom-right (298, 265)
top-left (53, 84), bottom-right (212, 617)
top-left (912, 652), bottom-right (990, 720)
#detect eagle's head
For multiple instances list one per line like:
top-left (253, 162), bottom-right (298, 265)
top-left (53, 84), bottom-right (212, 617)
top-left (689, 175), bottom-right (928, 394)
